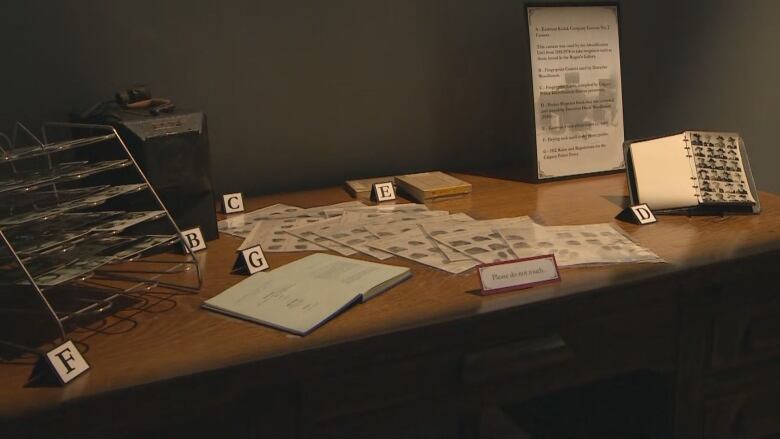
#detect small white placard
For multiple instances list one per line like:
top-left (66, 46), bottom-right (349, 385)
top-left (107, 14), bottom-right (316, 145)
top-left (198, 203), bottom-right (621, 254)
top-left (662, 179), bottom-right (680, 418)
top-left (478, 254), bottom-right (560, 295)
top-left (371, 182), bottom-right (397, 202)
top-left (631, 203), bottom-right (656, 224)
top-left (222, 193), bottom-right (245, 214)
top-left (240, 245), bottom-right (270, 274)
top-left (46, 340), bottom-right (90, 385)
top-left (181, 226), bottom-right (207, 252)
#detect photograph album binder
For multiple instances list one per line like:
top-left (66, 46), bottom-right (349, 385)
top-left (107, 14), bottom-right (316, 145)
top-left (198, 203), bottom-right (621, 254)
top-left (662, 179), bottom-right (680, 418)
top-left (624, 131), bottom-right (760, 214)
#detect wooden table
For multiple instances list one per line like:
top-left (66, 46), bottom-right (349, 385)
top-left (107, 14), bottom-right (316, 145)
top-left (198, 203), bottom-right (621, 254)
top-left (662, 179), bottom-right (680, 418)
top-left (1, 173), bottom-right (778, 438)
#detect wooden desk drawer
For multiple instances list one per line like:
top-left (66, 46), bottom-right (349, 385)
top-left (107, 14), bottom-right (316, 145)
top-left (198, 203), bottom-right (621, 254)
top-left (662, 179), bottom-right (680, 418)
top-left (302, 399), bottom-right (464, 439)
top-left (712, 291), bottom-right (780, 370)
top-left (704, 386), bottom-right (780, 439)
top-left (300, 353), bottom-right (459, 421)
top-left (460, 295), bottom-right (676, 403)
top-left (461, 334), bottom-right (573, 385)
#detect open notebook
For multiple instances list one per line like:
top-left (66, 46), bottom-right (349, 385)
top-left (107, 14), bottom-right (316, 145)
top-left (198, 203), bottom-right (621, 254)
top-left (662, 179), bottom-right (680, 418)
top-left (203, 253), bottom-right (411, 335)
top-left (624, 131), bottom-right (760, 214)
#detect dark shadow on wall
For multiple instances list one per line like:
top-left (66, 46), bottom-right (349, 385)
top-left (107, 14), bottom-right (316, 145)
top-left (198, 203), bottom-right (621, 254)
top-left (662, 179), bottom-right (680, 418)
top-left (1, 0), bottom-right (777, 195)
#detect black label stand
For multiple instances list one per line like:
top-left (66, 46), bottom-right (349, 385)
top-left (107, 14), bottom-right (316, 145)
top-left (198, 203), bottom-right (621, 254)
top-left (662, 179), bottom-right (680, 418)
top-left (370, 182), bottom-right (396, 203)
top-left (232, 245), bottom-right (270, 275)
top-left (615, 204), bottom-right (657, 225)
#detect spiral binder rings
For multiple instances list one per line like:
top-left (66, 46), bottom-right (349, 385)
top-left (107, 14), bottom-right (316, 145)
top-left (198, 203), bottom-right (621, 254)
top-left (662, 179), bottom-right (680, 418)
top-left (623, 131), bottom-right (760, 214)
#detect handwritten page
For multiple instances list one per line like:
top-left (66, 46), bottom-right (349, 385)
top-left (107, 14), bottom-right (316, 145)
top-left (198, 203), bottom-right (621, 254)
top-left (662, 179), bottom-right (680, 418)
top-left (203, 253), bottom-right (411, 335)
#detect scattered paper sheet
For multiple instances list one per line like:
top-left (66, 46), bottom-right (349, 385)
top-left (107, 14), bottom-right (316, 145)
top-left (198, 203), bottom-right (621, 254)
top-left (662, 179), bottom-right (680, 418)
top-left (239, 217), bottom-right (327, 252)
top-left (310, 212), bottom-right (446, 260)
top-left (323, 203), bottom-right (430, 218)
top-left (293, 201), bottom-right (367, 218)
top-left (422, 217), bottom-right (535, 263)
top-left (218, 203), bottom-right (307, 237)
top-left (368, 228), bottom-right (478, 274)
top-left (496, 223), bottom-right (663, 266)
top-left (364, 212), bottom-right (472, 239)
top-left (287, 217), bottom-right (359, 256)
top-left (219, 201), bottom-right (663, 272)
top-left (427, 217), bottom-right (536, 264)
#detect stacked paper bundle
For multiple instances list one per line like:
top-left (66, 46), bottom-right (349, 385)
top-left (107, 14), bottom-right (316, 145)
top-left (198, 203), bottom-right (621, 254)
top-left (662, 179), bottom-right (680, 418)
top-left (218, 202), bottom-right (663, 274)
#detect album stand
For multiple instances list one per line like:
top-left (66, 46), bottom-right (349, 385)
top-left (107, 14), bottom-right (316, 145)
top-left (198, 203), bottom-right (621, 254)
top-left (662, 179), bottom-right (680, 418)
top-left (0, 122), bottom-right (202, 364)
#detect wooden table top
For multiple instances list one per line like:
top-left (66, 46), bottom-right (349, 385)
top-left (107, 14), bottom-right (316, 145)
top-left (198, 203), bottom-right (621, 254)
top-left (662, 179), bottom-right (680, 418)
top-left (1, 172), bottom-right (778, 419)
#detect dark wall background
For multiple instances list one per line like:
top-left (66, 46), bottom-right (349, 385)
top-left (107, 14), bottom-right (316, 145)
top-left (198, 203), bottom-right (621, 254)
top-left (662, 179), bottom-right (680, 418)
top-left (1, 0), bottom-right (777, 195)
